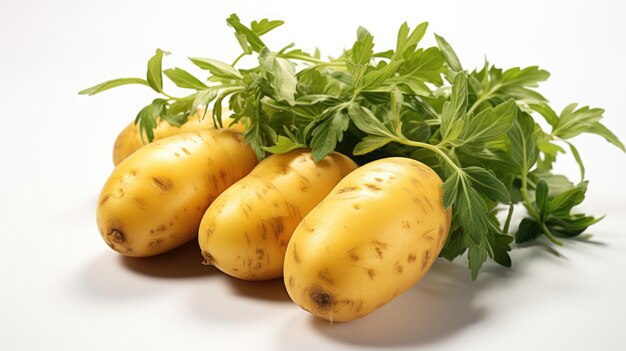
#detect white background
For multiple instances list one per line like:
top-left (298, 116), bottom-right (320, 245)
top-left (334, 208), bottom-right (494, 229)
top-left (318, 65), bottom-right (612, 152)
top-left (1, 0), bottom-right (626, 350)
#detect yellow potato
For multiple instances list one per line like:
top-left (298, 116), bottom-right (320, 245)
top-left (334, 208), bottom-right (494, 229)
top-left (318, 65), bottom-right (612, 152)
top-left (283, 157), bottom-right (452, 322)
top-left (113, 109), bottom-right (246, 166)
top-left (97, 130), bottom-right (258, 257)
top-left (198, 150), bottom-right (357, 281)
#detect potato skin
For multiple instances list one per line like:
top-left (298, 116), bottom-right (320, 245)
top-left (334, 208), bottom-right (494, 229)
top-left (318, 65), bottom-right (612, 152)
top-left (198, 150), bottom-right (357, 281)
top-left (283, 157), bottom-right (452, 322)
top-left (97, 130), bottom-right (258, 257)
top-left (113, 109), bottom-right (245, 166)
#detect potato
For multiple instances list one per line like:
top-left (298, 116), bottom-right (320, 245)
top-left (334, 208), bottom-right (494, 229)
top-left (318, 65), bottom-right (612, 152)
top-left (113, 109), bottom-right (245, 166)
top-left (283, 157), bottom-right (452, 322)
top-left (198, 150), bottom-right (357, 281)
top-left (97, 130), bottom-right (258, 257)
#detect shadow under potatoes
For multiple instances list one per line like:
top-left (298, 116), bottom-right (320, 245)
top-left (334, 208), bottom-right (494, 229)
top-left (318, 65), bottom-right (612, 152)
top-left (228, 277), bottom-right (292, 302)
top-left (297, 248), bottom-right (551, 348)
top-left (121, 240), bottom-right (217, 278)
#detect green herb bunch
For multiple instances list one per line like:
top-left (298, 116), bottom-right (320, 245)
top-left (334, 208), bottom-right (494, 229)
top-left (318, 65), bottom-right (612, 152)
top-left (80, 14), bottom-right (624, 279)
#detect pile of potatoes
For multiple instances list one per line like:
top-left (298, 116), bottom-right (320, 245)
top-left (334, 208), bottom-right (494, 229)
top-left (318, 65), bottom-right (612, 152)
top-left (97, 110), bottom-right (452, 322)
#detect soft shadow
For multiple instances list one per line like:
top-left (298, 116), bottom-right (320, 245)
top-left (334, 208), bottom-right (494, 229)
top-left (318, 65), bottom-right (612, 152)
top-left (77, 252), bottom-right (158, 299)
top-left (121, 240), bottom-right (217, 278)
top-left (307, 261), bottom-right (491, 348)
top-left (228, 277), bottom-right (292, 302)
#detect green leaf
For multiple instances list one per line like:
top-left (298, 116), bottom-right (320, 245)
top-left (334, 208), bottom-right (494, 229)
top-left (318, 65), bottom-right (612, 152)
top-left (468, 242), bottom-right (488, 281)
top-left (530, 103), bottom-right (558, 128)
top-left (259, 47), bottom-right (297, 105)
top-left (535, 179), bottom-right (549, 219)
top-left (353, 135), bottom-right (394, 155)
top-left (456, 181), bottom-right (489, 244)
top-left (147, 49), bottom-right (169, 93)
top-left (347, 103), bottom-right (395, 138)
top-left (395, 47), bottom-right (444, 84)
top-left (587, 122), bottom-right (625, 152)
top-left (464, 166), bottom-right (511, 203)
top-left (508, 112), bottom-right (538, 174)
top-left (434, 33), bottom-right (462, 72)
top-left (191, 89), bottom-right (218, 115)
top-left (564, 140), bottom-right (585, 180)
top-left (394, 22), bottom-right (428, 59)
top-left (440, 73), bottom-right (467, 139)
top-left (548, 181), bottom-right (588, 217)
top-left (262, 135), bottom-right (304, 154)
top-left (462, 99), bottom-right (517, 146)
top-left (515, 218), bottom-right (540, 243)
top-left (163, 68), bottom-right (208, 90)
top-left (251, 18), bottom-right (285, 36)
top-left (362, 61), bottom-right (402, 90)
top-left (134, 98), bottom-right (167, 143)
top-left (78, 78), bottom-right (149, 95)
top-left (226, 14), bottom-right (266, 52)
top-left (310, 109), bottom-right (350, 161)
top-left (189, 57), bottom-right (242, 80)
top-left (352, 32), bottom-right (374, 65)
top-left (552, 103), bottom-right (603, 139)
top-left (441, 170), bottom-right (460, 209)
top-left (547, 214), bottom-right (602, 238)
top-left (439, 228), bottom-right (467, 260)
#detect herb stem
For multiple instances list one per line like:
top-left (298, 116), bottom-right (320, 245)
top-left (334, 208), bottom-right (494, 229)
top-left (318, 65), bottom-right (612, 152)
top-left (502, 203), bottom-right (514, 234)
top-left (232, 53), bottom-right (247, 66)
top-left (520, 168), bottom-right (563, 246)
top-left (399, 139), bottom-right (462, 173)
top-left (467, 84), bottom-right (501, 114)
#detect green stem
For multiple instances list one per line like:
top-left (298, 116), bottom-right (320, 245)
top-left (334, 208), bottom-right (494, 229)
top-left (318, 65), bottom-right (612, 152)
top-left (467, 84), bottom-right (501, 114)
top-left (231, 52), bottom-right (247, 66)
top-left (398, 139), bottom-right (462, 173)
top-left (520, 170), bottom-right (563, 246)
top-left (502, 203), bottom-right (514, 235)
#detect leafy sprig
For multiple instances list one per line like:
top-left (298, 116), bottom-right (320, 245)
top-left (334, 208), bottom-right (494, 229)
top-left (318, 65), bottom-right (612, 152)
top-left (80, 14), bottom-right (624, 279)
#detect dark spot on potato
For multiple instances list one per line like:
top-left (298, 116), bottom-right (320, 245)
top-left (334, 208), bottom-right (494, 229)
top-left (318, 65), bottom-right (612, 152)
top-left (133, 197), bottom-right (147, 209)
top-left (256, 248), bottom-right (264, 260)
top-left (169, 222), bottom-right (173, 227)
top-left (422, 249), bottom-right (431, 270)
top-left (395, 262), bottom-right (404, 274)
top-left (288, 275), bottom-right (295, 288)
top-left (174, 152), bottom-right (181, 157)
top-left (318, 269), bottom-right (334, 284)
top-left (374, 177), bottom-right (383, 183)
top-left (201, 251), bottom-right (216, 266)
top-left (350, 253), bottom-right (360, 261)
top-left (271, 217), bottom-right (284, 237)
top-left (233, 268), bottom-right (239, 272)
top-left (337, 186), bottom-right (358, 193)
top-left (408, 253), bottom-right (416, 263)
top-left (316, 172), bottom-right (321, 177)
top-left (129, 170), bottom-right (137, 176)
top-left (108, 228), bottom-right (125, 243)
top-left (292, 244), bottom-right (300, 263)
top-left (149, 239), bottom-right (164, 247)
top-left (152, 177), bottom-right (173, 191)
top-left (364, 184), bottom-right (382, 191)
top-left (219, 169), bottom-right (228, 182)
top-left (423, 196), bottom-right (433, 210)
top-left (368, 269), bottom-right (376, 279)
top-left (310, 287), bottom-right (333, 312)
top-left (182, 147), bottom-right (190, 155)
top-left (205, 223), bottom-right (215, 237)
top-left (352, 204), bottom-right (361, 210)
top-left (273, 202), bottom-right (279, 208)
top-left (402, 220), bottom-right (411, 229)
top-left (410, 177), bottom-right (421, 187)
top-left (154, 224), bottom-right (167, 233)
top-left (412, 197), bottom-right (422, 204)
top-left (438, 225), bottom-right (445, 241)
top-left (99, 195), bottom-right (110, 207)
